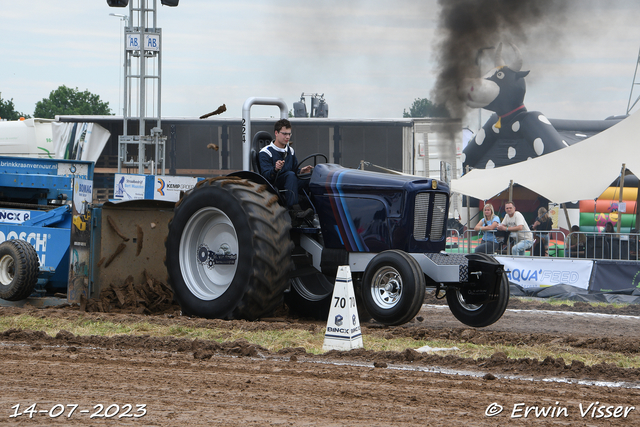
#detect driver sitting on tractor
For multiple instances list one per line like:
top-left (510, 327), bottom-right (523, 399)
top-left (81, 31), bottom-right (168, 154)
top-left (258, 119), bottom-right (314, 220)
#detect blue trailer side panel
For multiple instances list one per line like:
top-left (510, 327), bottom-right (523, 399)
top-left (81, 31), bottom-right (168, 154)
top-left (0, 156), bottom-right (95, 300)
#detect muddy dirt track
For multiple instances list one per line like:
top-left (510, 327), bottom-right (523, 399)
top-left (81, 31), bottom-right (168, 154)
top-left (2, 297), bottom-right (640, 426)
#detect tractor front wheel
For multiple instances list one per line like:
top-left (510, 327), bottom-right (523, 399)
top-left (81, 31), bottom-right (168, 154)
top-left (446, 253), bottom-right (509, 327)
top-left (361, 250), bottom-right (425, 326)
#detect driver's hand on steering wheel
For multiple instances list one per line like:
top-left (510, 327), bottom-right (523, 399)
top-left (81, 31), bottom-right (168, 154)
top-left (300, 165), bottom-right (313, 174)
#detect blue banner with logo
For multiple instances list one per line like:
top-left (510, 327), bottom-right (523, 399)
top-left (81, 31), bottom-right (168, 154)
top-left (494, 257), bottom-right (593, 290)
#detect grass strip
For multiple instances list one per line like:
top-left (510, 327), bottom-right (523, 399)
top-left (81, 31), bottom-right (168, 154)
top-left (1, 313), bottom-right (638, 368)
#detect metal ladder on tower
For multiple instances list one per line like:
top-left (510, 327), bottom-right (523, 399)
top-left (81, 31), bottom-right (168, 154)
top-left (117, 0), bottom-right (166, 176)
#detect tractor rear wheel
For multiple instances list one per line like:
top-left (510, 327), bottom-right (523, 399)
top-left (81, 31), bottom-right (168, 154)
top-left (285, 272), bottom-right (333, 320)
top-left (0, 240), bottom-right (39, 301)
top-left (285, 270), bottom-right (372, 322)
top-left (165, 177), bottom-right (293, 319)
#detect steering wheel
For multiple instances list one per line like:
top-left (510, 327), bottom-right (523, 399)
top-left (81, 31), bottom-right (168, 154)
top-left (296, 153), bottom-right (328, 179)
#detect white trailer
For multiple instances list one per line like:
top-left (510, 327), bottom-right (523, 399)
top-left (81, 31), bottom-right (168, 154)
top-left (0, 118), bottom-right (55, 159)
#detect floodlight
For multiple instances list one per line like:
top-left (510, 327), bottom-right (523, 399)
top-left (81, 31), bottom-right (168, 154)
top-left (107, 0), bottom-right (129, 7)
top-left (293, 100), bottom-right (307, 118)
top-left (316, 102), bottom-right (329, 118)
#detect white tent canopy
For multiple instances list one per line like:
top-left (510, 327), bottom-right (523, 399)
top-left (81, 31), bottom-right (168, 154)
top-left (451, 109), bottom-right (640, 203)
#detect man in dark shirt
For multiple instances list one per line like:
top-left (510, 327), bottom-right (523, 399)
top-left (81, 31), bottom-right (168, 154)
top-left (258, 119), bottom-right (313, 219)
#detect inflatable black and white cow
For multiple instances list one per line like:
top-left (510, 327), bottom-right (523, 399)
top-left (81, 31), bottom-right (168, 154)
top-left (458, 43), bottom-right (568, 170)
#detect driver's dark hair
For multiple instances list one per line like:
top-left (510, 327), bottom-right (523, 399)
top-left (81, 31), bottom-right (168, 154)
top-left (274, 119), bottom-right (291, 133)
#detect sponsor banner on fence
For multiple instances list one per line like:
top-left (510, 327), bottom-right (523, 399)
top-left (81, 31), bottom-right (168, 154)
top-left (114, 174), bottom-right (146, 200)
top-left (69, 178), bottom-right (93, 303)
top-left (154, 176), bottom-right (198, 202)
top-left (589, 260), bottom-right (640, 293)
top-left (495, 257), bottom-right (594, 289)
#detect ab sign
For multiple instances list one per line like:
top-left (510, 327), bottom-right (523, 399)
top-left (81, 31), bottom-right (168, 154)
top-left (126, 33), bottom-right (160, 51)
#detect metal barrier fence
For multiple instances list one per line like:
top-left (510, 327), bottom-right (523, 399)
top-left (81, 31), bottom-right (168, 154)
top-left (446, 229), bottom-right (640, 261)
top-left (447, 229), bottom-right (565, 257)
top-left (565, 231), bottom-right (640, 261)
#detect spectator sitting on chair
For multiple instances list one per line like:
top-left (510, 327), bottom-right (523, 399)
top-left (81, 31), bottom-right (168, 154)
top-left (496, 201), bottom-right (533, 256)
top-left (566, 225), bottom-right (586, 257)
top-left (258, 119), bottom-right (314, 220)
top-left (474, 203), bottom-right (500, 254)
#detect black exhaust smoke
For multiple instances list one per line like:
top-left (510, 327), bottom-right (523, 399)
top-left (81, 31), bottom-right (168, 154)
top-left (432, 0), bottom-right (569, 119)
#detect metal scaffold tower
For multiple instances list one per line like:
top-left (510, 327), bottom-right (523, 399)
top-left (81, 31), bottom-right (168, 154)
top-left (118, 0), bottom-right (165, 175)
top-left (627, 46), bottom-right (640, 115)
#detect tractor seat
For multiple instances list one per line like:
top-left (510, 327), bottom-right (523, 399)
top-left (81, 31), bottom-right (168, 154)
top-left (251, 148), bottom-right (261, 175)
top-left (251, 131), bottom-right (273, 175)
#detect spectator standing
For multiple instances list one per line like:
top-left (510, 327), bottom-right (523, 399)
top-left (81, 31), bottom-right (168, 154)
top-left (604, 221), bottom-right (615, 233)
top-left (532, 207), bottom-right (553, 256)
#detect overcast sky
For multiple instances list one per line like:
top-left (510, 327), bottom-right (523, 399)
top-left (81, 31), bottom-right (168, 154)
top-left (1, 0), bottom-right (639, 129)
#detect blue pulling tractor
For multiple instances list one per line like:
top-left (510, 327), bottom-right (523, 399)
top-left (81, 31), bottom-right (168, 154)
top-left (165, 99), bottom-right (509, 327)
top-left (0, 103), bottom-right (508, 328)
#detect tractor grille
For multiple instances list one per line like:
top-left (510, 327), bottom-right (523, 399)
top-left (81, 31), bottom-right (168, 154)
top-left (413, 193), bottom-right (430, 240)
top-left (413, 192), bottom-right (447, 241)
top-left (430, 193), bottom-right (447, 241)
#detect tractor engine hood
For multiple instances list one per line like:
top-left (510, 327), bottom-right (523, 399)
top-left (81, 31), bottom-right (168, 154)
top-left (308, 163), bottom-right (450, 253)
top-left (309, 163), bottom-right (448, 194)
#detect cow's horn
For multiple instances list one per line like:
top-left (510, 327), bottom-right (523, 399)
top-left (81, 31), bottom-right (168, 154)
top-left (494, 43), bottom-right (505, 67)
top-left (509, 43), bottom-right (523, 72)
top-left (494, 42), bottom-right (524, 71)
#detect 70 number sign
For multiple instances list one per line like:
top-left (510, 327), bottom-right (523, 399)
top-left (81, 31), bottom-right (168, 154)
top-left (333, 296), bottom-right (356, 308)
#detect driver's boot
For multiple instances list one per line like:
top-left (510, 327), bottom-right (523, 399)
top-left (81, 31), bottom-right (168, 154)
top-left (290, 204), bottom-right (314, 221)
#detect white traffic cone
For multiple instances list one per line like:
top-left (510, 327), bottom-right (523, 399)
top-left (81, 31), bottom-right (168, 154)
top-left (322, 265), bottom-right (363, 351)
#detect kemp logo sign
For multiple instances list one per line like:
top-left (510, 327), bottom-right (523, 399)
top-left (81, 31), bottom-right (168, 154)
top-left (155, 176), bottom-right (198, 202)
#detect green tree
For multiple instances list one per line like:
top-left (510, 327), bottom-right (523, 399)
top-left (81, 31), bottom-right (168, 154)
top-left (34, 85), bottom-right (112, 119)
top-left (0, 95), bottom-right (31, 120)
top-left (403, 98), bottom-right (450, 118)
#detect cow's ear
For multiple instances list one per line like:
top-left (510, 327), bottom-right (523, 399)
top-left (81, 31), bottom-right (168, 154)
top-left (516, 70), bottom-right (530, 79)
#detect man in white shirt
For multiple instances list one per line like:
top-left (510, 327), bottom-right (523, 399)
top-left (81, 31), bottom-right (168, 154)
top-left (496, 201), bottom-right (533, 256)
